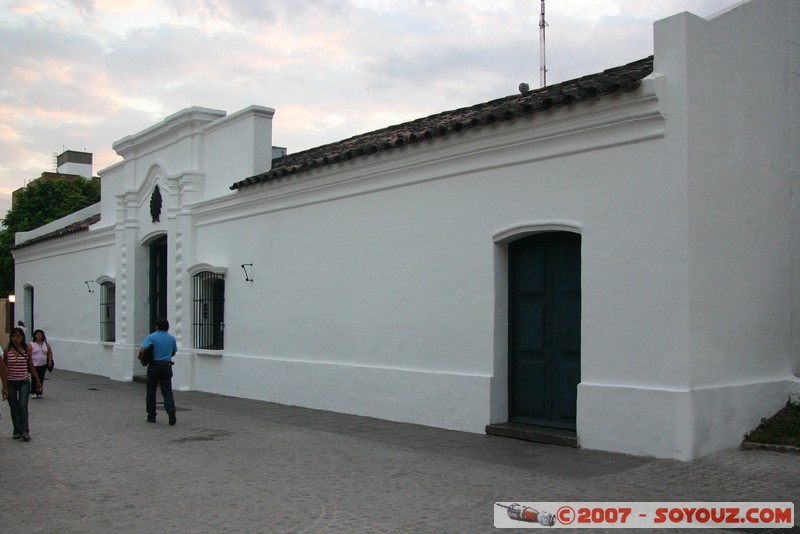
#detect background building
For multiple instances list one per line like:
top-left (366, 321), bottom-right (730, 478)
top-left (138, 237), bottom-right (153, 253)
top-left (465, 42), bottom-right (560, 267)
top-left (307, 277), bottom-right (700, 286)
top-left (11, 150), bottom-right (96, 208)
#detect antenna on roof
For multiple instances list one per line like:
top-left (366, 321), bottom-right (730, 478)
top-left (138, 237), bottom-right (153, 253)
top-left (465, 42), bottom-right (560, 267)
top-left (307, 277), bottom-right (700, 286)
top-left (519, 1), bottom-right (545, 95)
top-left (539, 0), bottom-right (547, 88)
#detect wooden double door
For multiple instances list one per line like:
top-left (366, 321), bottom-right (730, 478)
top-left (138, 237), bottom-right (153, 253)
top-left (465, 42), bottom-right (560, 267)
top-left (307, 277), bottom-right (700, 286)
top-left (149, 236), bottom-right (168, 327)
top-left (508, 232), bottom-right (581, 429)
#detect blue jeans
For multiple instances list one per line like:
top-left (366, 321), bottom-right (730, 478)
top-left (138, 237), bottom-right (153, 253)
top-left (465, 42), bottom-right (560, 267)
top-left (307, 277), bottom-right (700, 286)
top-left (7, 379), bottom-right (31, 434)
top-left (146, 364), bottom-right (175, 419)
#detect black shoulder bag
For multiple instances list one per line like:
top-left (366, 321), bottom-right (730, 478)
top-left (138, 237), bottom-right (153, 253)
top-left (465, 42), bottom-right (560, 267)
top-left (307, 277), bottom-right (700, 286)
top-left (138, 344), bottom-right (154, 367)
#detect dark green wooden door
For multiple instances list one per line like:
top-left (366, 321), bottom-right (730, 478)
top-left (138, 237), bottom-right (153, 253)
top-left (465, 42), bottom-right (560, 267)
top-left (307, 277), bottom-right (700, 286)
top-left (149, 236), bottom-right (168, 327)
top-left (509, 232), bottom-right (581, 429)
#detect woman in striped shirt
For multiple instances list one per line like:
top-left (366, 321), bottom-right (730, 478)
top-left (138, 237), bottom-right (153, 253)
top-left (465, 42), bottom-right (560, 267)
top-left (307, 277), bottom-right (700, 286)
top-left (4, 327), bottom-right (42, 441)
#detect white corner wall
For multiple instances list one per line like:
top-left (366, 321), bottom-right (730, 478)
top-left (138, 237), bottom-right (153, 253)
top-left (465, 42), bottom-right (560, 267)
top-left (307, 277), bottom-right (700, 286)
top-left (202, 105), bottom-right (275, 200)
top-left (682, 0), bottom-right (799, 456)
top-left (577, 0), bottom-right (800, 460)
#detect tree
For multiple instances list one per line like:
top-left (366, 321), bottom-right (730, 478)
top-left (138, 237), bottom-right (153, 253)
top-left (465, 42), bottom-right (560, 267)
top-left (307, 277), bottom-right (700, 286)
top-left (0, 176), bottom-right (101, 296)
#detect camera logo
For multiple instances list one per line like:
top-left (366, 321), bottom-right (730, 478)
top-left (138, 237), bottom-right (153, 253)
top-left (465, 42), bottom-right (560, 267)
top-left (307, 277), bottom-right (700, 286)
top-left (496, 503), bottom-right (556, 526)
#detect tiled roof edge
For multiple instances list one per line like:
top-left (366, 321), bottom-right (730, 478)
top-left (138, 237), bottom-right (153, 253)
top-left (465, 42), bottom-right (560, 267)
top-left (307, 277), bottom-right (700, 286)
top-left (11, 214), bottom-right (101, 251)
top-left (231, 56), bottom-right (654, 190)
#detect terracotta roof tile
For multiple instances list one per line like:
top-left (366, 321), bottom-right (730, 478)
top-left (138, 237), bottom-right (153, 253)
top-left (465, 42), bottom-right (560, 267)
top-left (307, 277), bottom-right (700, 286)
top-left (231, 56), bottom-right (654, 190)
top-left (12, 214), bottom-right (101, 250)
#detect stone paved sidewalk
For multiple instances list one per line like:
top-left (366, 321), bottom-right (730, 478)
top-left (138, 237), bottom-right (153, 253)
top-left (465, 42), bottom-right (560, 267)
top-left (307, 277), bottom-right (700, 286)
top-left (0, 370), bottom-right (797, 533)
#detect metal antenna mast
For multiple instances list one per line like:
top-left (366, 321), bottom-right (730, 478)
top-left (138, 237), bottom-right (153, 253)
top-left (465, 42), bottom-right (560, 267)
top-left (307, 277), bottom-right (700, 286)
top-left (539, 0), bottom-right (547, 88)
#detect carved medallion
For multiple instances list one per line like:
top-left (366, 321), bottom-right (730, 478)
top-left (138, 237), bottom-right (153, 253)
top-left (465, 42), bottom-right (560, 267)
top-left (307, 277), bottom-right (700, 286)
top-left (150, 185), bottom-right (162, 223)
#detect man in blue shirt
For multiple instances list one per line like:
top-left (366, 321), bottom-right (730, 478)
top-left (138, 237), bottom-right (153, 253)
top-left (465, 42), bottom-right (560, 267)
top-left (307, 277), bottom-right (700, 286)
top-left (139, 317), bottom-right (178, 425)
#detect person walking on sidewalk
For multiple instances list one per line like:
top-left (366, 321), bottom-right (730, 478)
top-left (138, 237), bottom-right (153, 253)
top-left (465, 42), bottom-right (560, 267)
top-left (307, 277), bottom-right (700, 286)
top-left (139, 318), bottom-right (178, 425)
top-left (1, 353), bottom-right (8, 401)
top-left (28, 329), bottom-right (53, 398)
top-left (4, 327), bottom-right (42, 441)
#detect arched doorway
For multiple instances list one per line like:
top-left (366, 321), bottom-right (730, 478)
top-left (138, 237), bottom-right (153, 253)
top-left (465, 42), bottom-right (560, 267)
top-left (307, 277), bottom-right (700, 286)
top-left (508, 232), bottom-right (581, 429)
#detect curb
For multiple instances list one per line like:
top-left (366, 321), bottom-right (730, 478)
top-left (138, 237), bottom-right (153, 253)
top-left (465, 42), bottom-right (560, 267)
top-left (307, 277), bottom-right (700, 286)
top-left (740, 441), bottom-right (800, 454)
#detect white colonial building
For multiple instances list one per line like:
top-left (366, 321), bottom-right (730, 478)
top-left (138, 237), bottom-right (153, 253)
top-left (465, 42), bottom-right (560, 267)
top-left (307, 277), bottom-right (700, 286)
top-left (12, 0), bottom-right (800, 460)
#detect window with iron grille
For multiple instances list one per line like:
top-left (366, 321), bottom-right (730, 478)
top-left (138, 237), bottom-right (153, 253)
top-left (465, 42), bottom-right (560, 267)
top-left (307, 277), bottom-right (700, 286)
top-left (193, 271), bottom-right (225, 350)
top-left (100, 282), bottom-right (115, 342)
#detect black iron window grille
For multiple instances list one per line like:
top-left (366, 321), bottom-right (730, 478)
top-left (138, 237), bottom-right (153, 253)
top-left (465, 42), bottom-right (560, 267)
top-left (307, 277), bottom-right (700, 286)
top-left (100, 282), bottom-right (115, 342)
top-left (193, 271), bottom-right (225, 350)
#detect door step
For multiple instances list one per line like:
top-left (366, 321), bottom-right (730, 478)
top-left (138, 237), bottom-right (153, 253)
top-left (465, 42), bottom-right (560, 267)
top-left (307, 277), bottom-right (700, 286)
top-left (485, 422), bottom-right (578, 448)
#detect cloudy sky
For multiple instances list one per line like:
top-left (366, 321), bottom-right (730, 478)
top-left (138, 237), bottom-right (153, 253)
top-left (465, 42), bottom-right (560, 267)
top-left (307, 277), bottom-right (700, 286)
top-left (0, 0), bottom-right (736, 219)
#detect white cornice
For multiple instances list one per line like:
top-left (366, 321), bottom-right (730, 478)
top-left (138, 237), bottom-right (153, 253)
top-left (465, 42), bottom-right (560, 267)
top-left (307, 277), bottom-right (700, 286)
top-left (96, 275), bottom-right (116, 285)
top-left (112, 107), bottom-right (226, 159)
top-left (187, 263), bottom-right (227, 276)
top-left (493, 222), bottom-right (583, 243)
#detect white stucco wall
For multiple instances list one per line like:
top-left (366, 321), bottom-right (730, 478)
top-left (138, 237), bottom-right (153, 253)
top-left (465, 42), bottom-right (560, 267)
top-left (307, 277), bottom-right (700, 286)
top-left (13, 225), bottom-right (116, 376)
top-left (180, 85), bottom-right (678, 437)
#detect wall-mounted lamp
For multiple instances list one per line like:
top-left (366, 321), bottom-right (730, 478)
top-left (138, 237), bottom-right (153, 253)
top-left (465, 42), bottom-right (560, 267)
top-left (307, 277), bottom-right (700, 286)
top-left (8, 294), bottom-right (15, 303)
top-left (241, 264), bottom-right (254, 282)
top-left (85, 281), bottom-right (95, 293)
